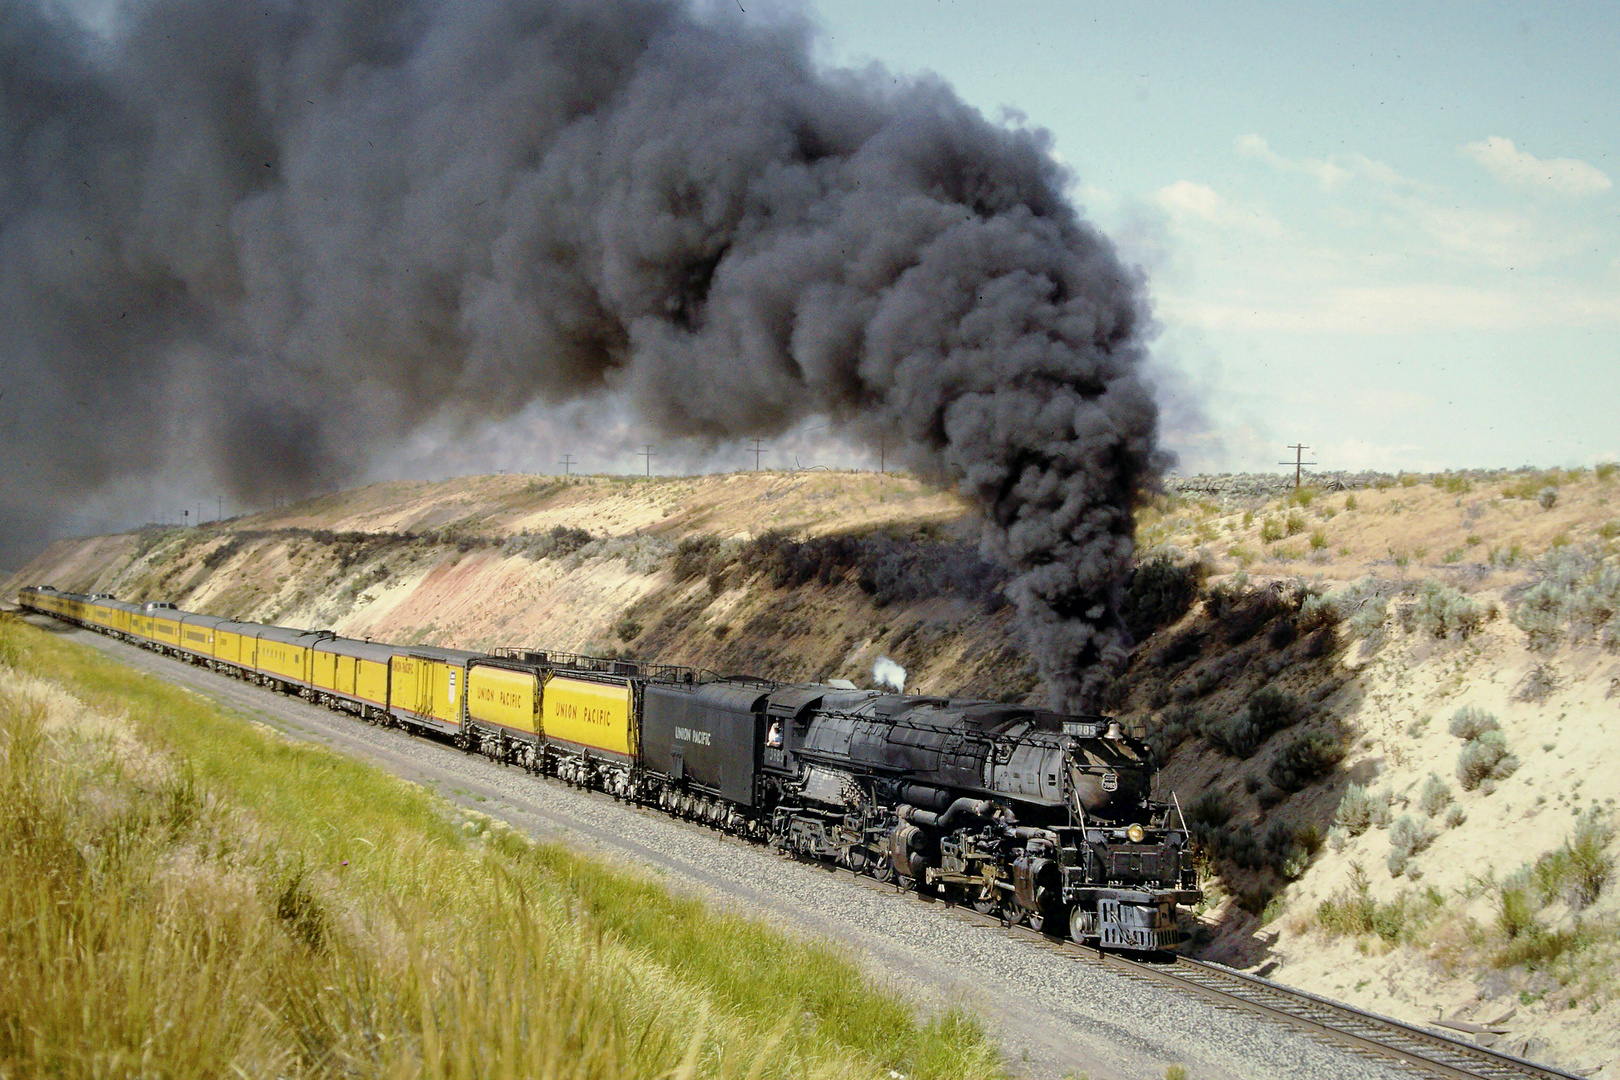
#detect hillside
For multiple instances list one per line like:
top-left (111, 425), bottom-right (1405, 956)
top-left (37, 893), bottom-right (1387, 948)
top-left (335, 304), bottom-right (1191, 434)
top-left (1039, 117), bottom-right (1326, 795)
top-left (8, 465), bottom-right (1620, 1078)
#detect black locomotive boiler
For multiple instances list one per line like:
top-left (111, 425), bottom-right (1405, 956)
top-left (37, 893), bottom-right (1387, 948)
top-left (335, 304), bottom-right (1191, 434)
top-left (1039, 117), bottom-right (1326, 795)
top-left (631, 675), bottom-right (1199, 950)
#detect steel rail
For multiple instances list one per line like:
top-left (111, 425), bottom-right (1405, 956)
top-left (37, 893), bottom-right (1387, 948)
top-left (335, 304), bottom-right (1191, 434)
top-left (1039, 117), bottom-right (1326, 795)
top-left (1109, 953), bottom-right (1580, 1080)
top-left (810, 862), bottom-right (1581, 1080)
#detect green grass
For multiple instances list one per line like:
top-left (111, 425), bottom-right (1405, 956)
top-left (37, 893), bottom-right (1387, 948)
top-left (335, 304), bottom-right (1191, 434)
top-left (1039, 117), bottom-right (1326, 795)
top-left (0, 616), bottom-right (1003, 1079)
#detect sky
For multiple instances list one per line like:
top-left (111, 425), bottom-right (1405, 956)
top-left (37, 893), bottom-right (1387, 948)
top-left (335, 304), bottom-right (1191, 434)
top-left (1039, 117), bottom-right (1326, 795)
top-left (799, 1), bottom-right (1618, 475)
top-left (11, 0), bottom-right (1620, 552)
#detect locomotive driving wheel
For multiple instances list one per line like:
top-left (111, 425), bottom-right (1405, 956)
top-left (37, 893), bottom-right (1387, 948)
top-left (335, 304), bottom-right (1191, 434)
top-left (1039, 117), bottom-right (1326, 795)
top-left (970, 884), bottom-right (1001, 917)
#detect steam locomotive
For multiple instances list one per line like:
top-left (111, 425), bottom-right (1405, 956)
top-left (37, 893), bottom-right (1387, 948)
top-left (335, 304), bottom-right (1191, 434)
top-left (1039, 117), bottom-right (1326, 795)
top-left (19, 583), bottom-right (1199, 951)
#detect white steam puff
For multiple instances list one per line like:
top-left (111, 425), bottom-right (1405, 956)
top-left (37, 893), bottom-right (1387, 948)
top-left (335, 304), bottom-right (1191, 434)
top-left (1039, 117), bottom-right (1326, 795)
top-left (872, 656), bottom-right (907, 694)
top-left (0, 0), bottom-right (1162, 709)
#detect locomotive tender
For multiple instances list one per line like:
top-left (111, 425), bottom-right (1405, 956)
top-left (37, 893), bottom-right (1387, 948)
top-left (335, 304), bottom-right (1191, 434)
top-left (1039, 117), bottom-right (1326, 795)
top-left (18, 583), bottom-right (1199, 951)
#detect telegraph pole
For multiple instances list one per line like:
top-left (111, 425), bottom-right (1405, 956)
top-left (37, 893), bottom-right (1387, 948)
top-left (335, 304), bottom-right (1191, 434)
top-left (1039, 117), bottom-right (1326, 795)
top-left (559, 454), bottom-right (575, 476)
top-left (1279, 444), bottom-right (1317, 489)
top-left (748, 438), bottom-right (766, 470)
top-left (638, 444), bottom-right (655, 476)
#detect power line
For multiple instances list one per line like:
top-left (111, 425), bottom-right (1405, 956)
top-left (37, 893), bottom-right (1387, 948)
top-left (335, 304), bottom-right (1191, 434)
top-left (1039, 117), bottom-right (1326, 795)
top-left (638, 444), bottom-right (655, 477)
top-left (748, 438), bottom-right (767, 470)
top-left (1278, 444), bottom-right (1317, 489)
top-left (559, 453), bottom-right (576, 476)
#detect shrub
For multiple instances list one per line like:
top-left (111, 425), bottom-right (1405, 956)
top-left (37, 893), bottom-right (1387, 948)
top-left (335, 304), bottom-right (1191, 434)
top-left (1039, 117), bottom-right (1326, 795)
top-left (1448, 705), bottom-right (1500, 741)
top-left (1120, 554), bottom-right (1204, 639)
top-left (1314, 864), bottom-right (1435, 945)
top-left (1264, 820), bottom-right (1323, 879)
top-left (1222, 823), bottom-right (1265, 871)
top-left (1571, 565), bottom-right (1620, 642)
top-left (1533, 810), bottom-right (1615, 909)
top-left (1515, 662), bottom-right (1559, 703)
top-left (1260, 517), bottom-right (1284, 544)
top-left (1334, 783), bottom-right (1380, 836)
top-left (670, 535), bottom-right (722, 582)
top-left (1445, 804), bottom-right (1467, 828)
top-left (1497, 871), bottom-right (1539, 940)
top-left (1512, 579), bottom-right (1570, 652)
top-left (1266, 619), bottom-right (1297, 649)
top-left (1184, 790), bottom-right (1233, 829)
top-left (613, 614), bottom-right (642, 642)
top-left (1420, 774), bottom-right (1453, 817)
top-left (503, 524), bottom-right (596, 561)
top-left (1344, 494), bottom-right (1358, 511)
top-left (1285, 510), bottom-right (1307, 537)
top-left (1457, 730), bottom-right (1519, 791)
top-left (1204, 687), bottom-right (1300, 757)
top-left (1209, 580), bottom-right (1289, 644)
top-left (1387, 815), bottom-right (1436, 877)
top-left (1268, 733), bottom-right (1345, 794)
top-left (1413, 579), bottom-right (1482, 639)
top-left (1538, 487), bottom-right (1559, 511)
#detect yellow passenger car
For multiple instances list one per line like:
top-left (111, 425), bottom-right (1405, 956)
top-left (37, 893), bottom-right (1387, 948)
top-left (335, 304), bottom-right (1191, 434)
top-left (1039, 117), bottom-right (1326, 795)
top-left (312, 637), bottom-right (397, 718)
top-left (253, 627), bottom-right (332, 690)
top-left (143, 603), bottom-right (183, 653)
top-left (177, 613), bottom-right (229, 661)
top-left (210, 621), bottom-right (262, 674)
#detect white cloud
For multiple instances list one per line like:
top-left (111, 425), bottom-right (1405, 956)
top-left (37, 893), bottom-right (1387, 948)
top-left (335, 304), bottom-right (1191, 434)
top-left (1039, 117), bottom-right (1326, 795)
top-left (1461, 136), bottom-right (1612, 198)
top-left (1236, 134), bottom-right (1350, 189)
top-left (1153, 180), bottom-right (1283, 235)
top-left (1159, 278), bottom-right (1620, 336)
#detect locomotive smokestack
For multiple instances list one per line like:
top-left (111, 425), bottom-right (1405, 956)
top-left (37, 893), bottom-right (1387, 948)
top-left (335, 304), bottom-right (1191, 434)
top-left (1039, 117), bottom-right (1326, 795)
top-left (1, 0), bottom-right (1160, 707)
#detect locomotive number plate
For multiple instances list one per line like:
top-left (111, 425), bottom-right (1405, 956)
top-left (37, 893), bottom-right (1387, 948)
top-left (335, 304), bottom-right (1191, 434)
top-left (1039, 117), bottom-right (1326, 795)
top-left (1101, 770), bottom-right (1118, 792)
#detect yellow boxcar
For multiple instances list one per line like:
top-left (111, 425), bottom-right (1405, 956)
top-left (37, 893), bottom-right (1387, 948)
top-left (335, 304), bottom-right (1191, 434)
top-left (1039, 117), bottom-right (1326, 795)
top-left (389, 646), bottom-right (480, 730)
top-left (467, 663), bottom-right (540, 736)
top-left (543, 674), bottom-right (635, 760)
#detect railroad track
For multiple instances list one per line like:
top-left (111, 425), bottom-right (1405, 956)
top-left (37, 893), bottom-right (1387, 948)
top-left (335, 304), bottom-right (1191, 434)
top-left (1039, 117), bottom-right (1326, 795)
top-left (1092, 954), bottom-right (1581, 1080)
top-left (814, 863), bottom-right (1583, 1080)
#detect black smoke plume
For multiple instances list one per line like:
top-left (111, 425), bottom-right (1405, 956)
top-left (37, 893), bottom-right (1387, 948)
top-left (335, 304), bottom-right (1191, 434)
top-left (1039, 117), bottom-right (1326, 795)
top-left (0, 0), bottom-right (1161, 710)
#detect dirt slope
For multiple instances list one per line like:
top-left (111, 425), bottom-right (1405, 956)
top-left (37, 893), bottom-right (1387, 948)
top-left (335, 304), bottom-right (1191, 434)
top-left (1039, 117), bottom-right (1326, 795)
top-left (1121, 468), bottom-right (1620, 1078)
top-left (8, 465), bottom-right (1620, 1077)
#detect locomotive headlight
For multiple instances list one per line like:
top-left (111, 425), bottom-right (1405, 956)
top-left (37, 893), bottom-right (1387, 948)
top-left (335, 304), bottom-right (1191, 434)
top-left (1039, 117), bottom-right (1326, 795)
top-left (1127, 823), bottom-right (1145, 844)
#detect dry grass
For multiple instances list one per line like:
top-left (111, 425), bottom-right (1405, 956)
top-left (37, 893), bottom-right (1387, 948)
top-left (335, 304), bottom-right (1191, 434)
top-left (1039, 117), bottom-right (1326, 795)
top-left (0, 615), bottom-right (1004, 1080)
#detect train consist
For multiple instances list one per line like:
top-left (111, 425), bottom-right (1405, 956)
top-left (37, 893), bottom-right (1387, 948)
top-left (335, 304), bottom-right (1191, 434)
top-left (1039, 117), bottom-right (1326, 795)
top-left (19, 583), bottom-right (1200, 950)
